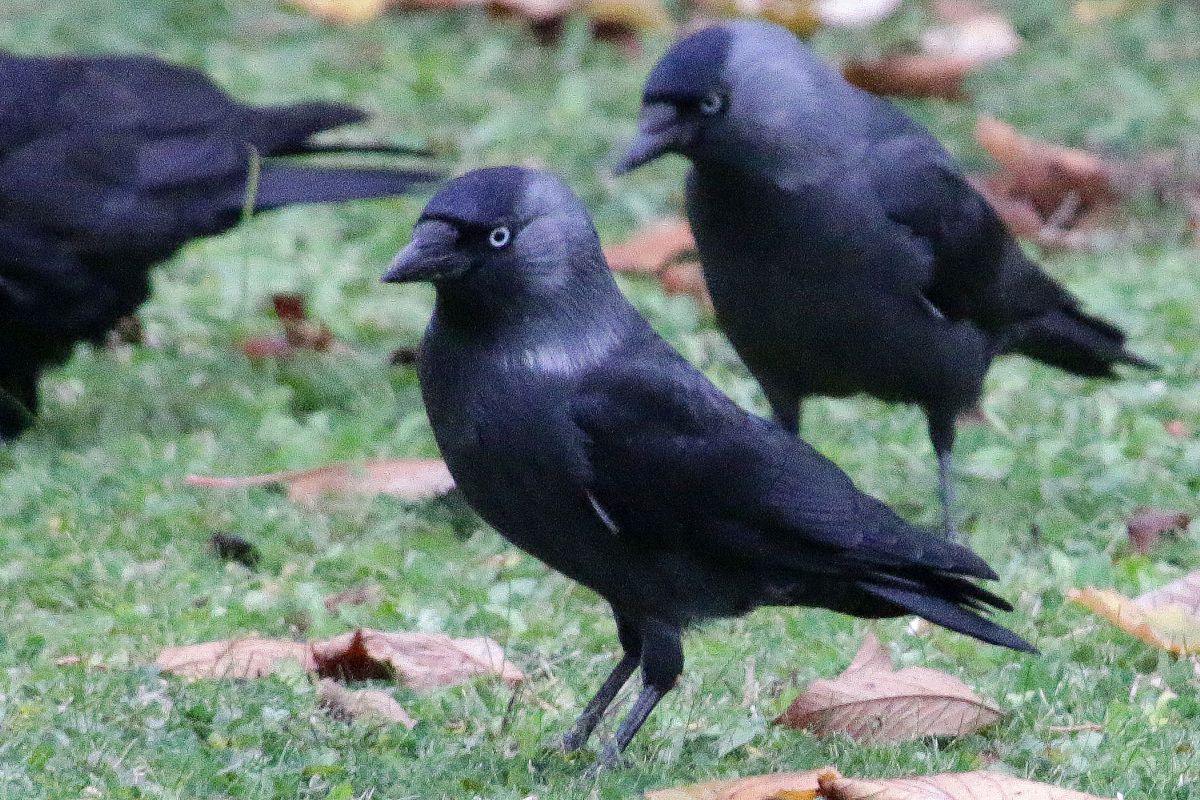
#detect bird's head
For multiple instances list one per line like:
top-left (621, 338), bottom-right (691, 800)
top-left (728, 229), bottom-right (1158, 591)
top-left (616, 21), bottom-right (839, 178)
top-left (384, 167), bottom-right (617, 320)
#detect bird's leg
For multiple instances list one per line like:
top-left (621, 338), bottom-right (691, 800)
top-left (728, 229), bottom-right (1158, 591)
top-left (562, 610), bottom-right (641, 752)
top-left (927, 413), bottom-right (960, 541)
top-left (561, 655), bottom-right (638, 752)
top-left (592, 619), bottom-right (682, 771)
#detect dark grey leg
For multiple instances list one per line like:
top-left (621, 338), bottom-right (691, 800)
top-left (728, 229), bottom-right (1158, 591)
top-left (927, 412), bottom-right (960, 541)
top-left (561, 655), bottom-right (638, 752)
top-left (761, 378), bottom-right (801, 436)
top-left (590, 618), bottom-right (682, 772)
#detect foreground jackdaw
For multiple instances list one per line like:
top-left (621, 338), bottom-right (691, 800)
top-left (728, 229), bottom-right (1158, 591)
top-left (384, 166), bottom-right (1034, 768)
top-left (0, 51), bottom-right (439, 438)
top-left (616, 21), bottom-right (1152, 538)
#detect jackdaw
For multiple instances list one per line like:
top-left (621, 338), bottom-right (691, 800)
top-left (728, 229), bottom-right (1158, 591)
top-left (616, 21), bottom-right (1152, 538)
top-left (383, 166), bottom-right (1034, 768)
top-left (0, 51), bottom-right (440, 438)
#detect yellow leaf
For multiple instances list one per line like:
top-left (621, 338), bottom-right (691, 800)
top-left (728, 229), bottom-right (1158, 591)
top-left (1069, 585), bottom-right (1200, 656)
top-left (291, 0), bottom-right (391, 24)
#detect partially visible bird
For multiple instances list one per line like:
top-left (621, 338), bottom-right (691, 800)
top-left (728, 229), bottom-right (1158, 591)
top-left (0, 51), bottom-right (440, 438)
top-left (384, 166), bottom-right (1034, 769)
top-left (616, 21), bottom-right (1153, 538)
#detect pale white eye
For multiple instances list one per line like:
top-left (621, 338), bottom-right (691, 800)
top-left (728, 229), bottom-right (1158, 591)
top-left (488, 226), bottom-right (512, 249)
top-left (699, 92), bottom-right (725, 116)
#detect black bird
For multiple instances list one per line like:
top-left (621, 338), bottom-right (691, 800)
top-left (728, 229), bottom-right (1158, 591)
top-left (0, 51), bottom-right (439, 438)
top-left (384, 166), bottom-right (1034, 768)
top-left (616, 21), bottom-right (1152, 538)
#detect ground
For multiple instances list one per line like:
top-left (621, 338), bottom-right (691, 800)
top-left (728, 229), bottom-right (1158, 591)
top-left (1, 1), bottom-right (1198, 798)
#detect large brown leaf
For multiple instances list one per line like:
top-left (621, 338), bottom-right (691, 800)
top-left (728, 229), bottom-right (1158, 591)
top-left (1069, 569), bottom-right (1200, 655)
top-left (605, 219), bottom-right (712, 309)
top-left (818, 769), bottom-right (1112, 800)
top-left (186, 459), bottom-right (455, 506)
top-left (843, 6), bottom-right (1018, 100)
top-left (775, 633), bottom-right (1003, 742)
top-left (1127, 507), bottom-right (1191, 555)
top-left (156, 628), bottom-right (524, 689)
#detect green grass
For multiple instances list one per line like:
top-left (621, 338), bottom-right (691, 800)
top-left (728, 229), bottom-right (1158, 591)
top-left (2, 1), bottom-right (1199, 797)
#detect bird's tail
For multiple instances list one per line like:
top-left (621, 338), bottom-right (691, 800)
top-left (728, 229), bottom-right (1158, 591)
top-left (859, 571), bottom-right (1036, 653)
top-left (1007, 305), bottom-right (1156, 377)
top-left (250, 101), bottom-right (369, 154)
top-left (238, 163), bottom-right (441, 212)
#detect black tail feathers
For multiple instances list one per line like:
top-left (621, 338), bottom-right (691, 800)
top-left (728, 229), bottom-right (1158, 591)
top-left (862, 580), bottom-right (1037, 653)
top-left (1009, 305), bottom-right (1156, 378)
top-left (240, 163), bottom-right (441, 212)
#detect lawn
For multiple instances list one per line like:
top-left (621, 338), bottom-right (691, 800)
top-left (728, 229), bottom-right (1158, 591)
top-left (1, 0), bottom-right (1199, 798)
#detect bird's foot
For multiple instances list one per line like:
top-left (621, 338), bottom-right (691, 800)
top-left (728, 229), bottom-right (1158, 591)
top-left (560, 730), bottom-right (586, 754)
top-left (584, 745), bottom-right (628, 777)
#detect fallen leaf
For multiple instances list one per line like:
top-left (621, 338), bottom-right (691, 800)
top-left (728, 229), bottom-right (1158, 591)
top-left (1135, 570), bottom-right (1200, 615)
top-left (818, 769), bottom-right (1112, 800)
top-left (605, 220), bottom-right (712, 308)
top-left (317, 678), bottom-right (417, 728)
top-left (313, 629), bottom-right (525, 690)
top-left (644, 768), bottom-right (826, 800)
top-left (1068, 571), bottom-right (1200, 655)
top-left (156, 628), bottom-right (525, 689)
top-left (325, 583), bottom-right (385, 613)
top-left (291, 0), bottom-right (389, 23)
top-left (210, 532), bottom-right (261, 569)
top-left (1164, 420), bottom-right (1192, 439)
top-left (241, 294), bottom-right (338, 360)
top-left (843, 6), bottom-right (1017, 100)
top-left (606, 219), bottom-right (695, 275)
top-left (975, 117), bottom-right (1117, 217)
top-left (1127, 507), bottom-right (1191, 554)
top-left (185, 458), bottom-right (455, 506)
top-left (775, 632), bottom-right (1002, 742)
top-left (843, 54), bottom-right (975, 101)
top-left (156, 637), bottom-right (315, 680)
top-left (694, 0), bottom-right (824, 37)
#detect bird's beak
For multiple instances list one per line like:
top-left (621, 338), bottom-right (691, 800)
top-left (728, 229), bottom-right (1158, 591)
top-left (382, 220), bottom-right (470, 284)
top-left (614, 103), bottom-right (685, 175)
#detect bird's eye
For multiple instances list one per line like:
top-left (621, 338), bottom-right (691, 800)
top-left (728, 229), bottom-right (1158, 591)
top-left (699, 92), bottom-right (725, 116)
top-left (488, 226), bottom-right (512, 249)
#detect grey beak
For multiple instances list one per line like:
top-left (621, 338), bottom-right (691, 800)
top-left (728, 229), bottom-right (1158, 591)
top-left (614, 103), bottom-right (684, 175)
top-left (382, 220), bottom-right (469, 284)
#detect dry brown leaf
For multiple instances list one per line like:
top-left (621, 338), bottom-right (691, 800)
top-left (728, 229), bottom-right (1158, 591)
top-left (975, 117), bottom-right (1117, 217)
top-left (1164, 419), bottom-right (1192, 439)
top-left (318, 678), bottom-right (417, 728)
top-left (156, 637), bottom-right (315, 680)
top-left (242, 294), bottom-right (339, 360)
top-left (843, 54), bottom-right (977, 101)
top-left (156, 628), bottom-right (524, 689)
top-left (1127, 507), bottom-right (1191, 554)
top-left (313, 629), bottom-right (525, 690)
top-left (585, 0), bottom-right (671, 30)
top-left (843, 6), bottom-right (1017, 100)
top-left (694, 0), bottom-right (824, 37)
top-left (325, 583), bottom-right (385, 613)
top-left (1135, 569), bottom-right (1200, 614)
top-left (1068, 575), bottom-right (1200, 655)
top-left (185, 458), bottom-right (455, 506)
top-left (605, 219), bottom-right (696, 275)
top-left (291, 0), bottom-right (390, 23)
top-left (818, 770), bottom-right (1111, 800)
top-left (644, 768), bottom-right (826, 800)
top-left (775, 632), bottom-right (1002, 742)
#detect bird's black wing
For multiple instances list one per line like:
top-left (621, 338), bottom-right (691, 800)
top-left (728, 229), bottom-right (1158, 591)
top-left (570, 342), bottom-right (1032, 651)
top-left (572, 341), bottom-right (991, 577)
top-left (864, 134), bottom-right (1071, 331)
